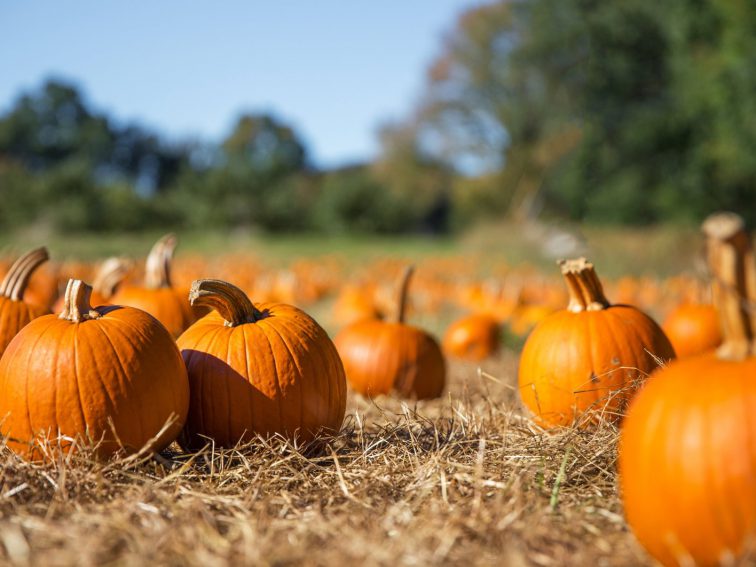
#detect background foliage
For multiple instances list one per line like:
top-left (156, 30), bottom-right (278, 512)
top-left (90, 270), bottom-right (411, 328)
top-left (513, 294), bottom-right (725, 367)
top-left (2, 0), bottom-right (755, 234)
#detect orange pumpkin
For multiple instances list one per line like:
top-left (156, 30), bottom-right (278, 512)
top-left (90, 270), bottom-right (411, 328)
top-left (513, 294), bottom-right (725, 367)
top-left (112, 234), bottom-right (195, 337)
top-left (0, 279), bottom-right (189, 460)
top-left (335, 266), bottom-right (446, 400)
top-left (442, 313), bottom-right (500, 361)
top-left (518, 258), bottom-right (675, 428)
top-left (52, 256), bottom-right (134, 312)
top-left (662, 302), bottom-right (722, 358)
top-left (0, 247), bottom-right (51, 358)
top-left (177, 279), bottom-right (347, 450)
top-left (620, 212), bottom-right (756, 567)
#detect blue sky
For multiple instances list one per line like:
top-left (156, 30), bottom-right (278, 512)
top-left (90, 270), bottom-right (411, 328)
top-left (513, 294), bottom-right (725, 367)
top-left (0, 1), bottom-right (480, 167)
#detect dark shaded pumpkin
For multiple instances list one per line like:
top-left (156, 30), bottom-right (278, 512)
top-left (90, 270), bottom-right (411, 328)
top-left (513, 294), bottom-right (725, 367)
top-left (442, 313), bottom-right (500, 361)
top-left (176, 279), bottom-right (346, 450)
top-left (334, 266), bottom-right (446, 400)
top-left (0, 247), bottom-right (51, 358)
top-left (112, 234), bottom-right (195, 337)
top-left (0, 279), bottom-right (189, 460)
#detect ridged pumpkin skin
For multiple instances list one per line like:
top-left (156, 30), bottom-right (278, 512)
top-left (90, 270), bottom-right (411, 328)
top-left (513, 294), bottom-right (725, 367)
top-left (111, 234), bottom-right (195, 337)
top-left (620, 212), bottom-right (756, 567)
top-left (620, 354), bottom-right (756, 567)
top-left (0, 280), bottom-right (189, 460)
top-left (662, 303), bottom-right (722, 358)
top-left (442, 313), bottom-right (500, 361)
top-left (112, 286), bottom-right (195, 338)
top-left (0, 248), bottom-right (51, 358)
top-left (176, 280), bottom-right (347, 450)
top-left (335, 319), bottom-right (446, 399)
top-left (518, 259), bottom-right (675, 427)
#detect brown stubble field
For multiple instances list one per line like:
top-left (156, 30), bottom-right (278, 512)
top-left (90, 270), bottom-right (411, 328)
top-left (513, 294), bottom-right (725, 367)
top-left (0, 351), bottom-right (654, 567)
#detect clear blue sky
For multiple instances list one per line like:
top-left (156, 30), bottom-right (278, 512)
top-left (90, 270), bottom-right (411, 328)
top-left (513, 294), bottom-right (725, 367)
top-left (0, 1), bottom-right (480, 167)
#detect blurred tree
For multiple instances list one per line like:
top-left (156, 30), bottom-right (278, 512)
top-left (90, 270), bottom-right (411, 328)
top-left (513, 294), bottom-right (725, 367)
top-left (415, 0), bottom-right (756, 225)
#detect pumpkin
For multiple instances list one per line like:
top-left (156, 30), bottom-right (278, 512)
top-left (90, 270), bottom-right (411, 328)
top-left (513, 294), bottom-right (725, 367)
top-left (112, 234), bottom-right (195, 337)
top-left (518, 258), bottom-right (675, 428)
top-left (620, 212), bottom-right (756, 567)
top-left (52, 256), bottom-right (134, 312)
top-left (176, 279), bottom-right (346, 450)
top-left (0, 279), bottom-right (189, 460)
top-left (0, 247), bottom-right (51, 358)
top-left (334, 266), bottom-right (446, 400)
top-left (662, 302), bottom-right (722, 358)
top-left (442, 313), bottom-right (500, 361)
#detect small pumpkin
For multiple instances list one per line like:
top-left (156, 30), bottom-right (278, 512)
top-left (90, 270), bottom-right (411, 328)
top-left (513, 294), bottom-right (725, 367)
top-left (620, 212), bottom-right (756, 567)
top-left (518, 258), bottom-right (675, 427)
top-left (335, 266), bottom-right (446, 400)
top-left (112, 234), bottom-right (195, 337)
top-left (0, 247), bottom-right (51, 358)
top-left (442, 313), bottom-right (500, 361)
top-left (0, 279), bottom-right (189, 460)
top-left (662, 302), bottom-right (722, 358)
top-left (177, 279), bottom-right (346, 450)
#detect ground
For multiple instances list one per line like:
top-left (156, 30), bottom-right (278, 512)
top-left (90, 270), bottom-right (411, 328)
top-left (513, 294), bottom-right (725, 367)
top-left (0, 222), bottom-right (752, 566)
top-left (0, 353), bottom-right (656, 567)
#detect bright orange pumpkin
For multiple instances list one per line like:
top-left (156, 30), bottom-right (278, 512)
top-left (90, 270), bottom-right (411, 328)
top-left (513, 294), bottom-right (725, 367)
top-left (176, 279), bottom-right (347, 450)
top-left (662, 302), bottom-right (722, 358)
top-left (620, 212), bottom-right (756, 567)
top-left (518, 258), bottom-right (675, 427)
top-left (112, 234), bottom-right (195, 337)
top-left (0, 279), bottom-right (189, 460)
top-left (442, 313), bottom-right (500, 361)
top-left (0, 247), bottom-right (51, 358)
top-left (335, 266), bottom-right (446, 400)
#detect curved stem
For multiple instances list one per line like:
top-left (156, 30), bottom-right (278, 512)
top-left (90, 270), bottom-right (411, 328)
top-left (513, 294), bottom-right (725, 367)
top-left (189, 279), bottom-right (262, 326)
top-left (59, 279), bottom-right (101, 323)
top-left (144, 234), bottom-right (177, 289)
top-left (559, 258), bottom-right (610, 313)
top-left (702, 212), bottom-right (755, 360)
top-left (0, 247), bottom-right (49, 301)
top-left (395, 265), bottom-right (415, 324)
top-left (93, 257), bottom-right (133, 299)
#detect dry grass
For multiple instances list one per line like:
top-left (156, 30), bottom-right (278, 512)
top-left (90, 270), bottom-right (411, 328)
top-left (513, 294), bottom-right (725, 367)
top-left (0, 353), bottom-right (752, 567)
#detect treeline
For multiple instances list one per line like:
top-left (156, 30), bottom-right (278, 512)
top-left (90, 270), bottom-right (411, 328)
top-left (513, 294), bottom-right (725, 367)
top-left (2, 0), bottom-right (756, 234)
top-left (0, 81), bottom-right (451, 234)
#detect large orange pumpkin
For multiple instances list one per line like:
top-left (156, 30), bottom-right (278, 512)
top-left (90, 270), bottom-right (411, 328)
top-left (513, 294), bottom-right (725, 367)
top-left (518, 258), bottom-right (675, 428)
top-left (620, 212), bottom-right (756, 567)
top-left (112, 234), bottom-right (195, 337)
top-left (442, 313), bottom-right (500, 361)
top-left (176, 279), bottom-right (347, 450)
top-left (335, 266), bottom-right (446, 400)
top-left (662, 302), bottom-right (722, 358)
top-left (0, 247), bottom-right (51, 358)
top-left (0, 279), bottom-right (190, 460)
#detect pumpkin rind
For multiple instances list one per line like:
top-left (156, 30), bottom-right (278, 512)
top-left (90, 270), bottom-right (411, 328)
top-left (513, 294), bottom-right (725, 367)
top-left (111, 234), bottom-right (195, 337)
top-left (620, 212), bottom-right (756, 566)
top-left (518, 258), bottom-right (675, 427)
top-left (0, 247), bottom-right (51, 358)
top-left (177, 279), bottom-right (347, 450)
top-left (334, 266), bottom-right (446, 400)
top-left (662, 303), bottom-right (722, 358)
top-left (0, 279), bottom-right (190, 460)
top-left (442, 313), bottom-right (500, 361)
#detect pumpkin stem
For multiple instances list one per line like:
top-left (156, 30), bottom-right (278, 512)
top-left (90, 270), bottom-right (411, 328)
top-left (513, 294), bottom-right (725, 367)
top-left (144, 234), bottom-right (177, 290)
top-left (59, 279), bottom-right (101, 323)
top-left (702, 212), bottom-right (755, 360)
top-left (92, 257), bottom-right (133, 299)
top-left (0, 247), bottom-right (49, 302)
top-left (189, 279), bottom-right (262, 326)
top-left (396, 265), bottom-right (415, 324)
top-left (559, 258), bottom-right (610, 313)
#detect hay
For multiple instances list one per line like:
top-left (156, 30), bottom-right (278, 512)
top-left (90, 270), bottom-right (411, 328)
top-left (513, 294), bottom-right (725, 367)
top-left (0, 353), bottom-right (748, 566)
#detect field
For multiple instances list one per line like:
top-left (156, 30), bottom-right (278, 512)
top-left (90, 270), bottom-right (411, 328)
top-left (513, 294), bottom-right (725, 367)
top-left (0, 222), bottom-right (752, 566)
